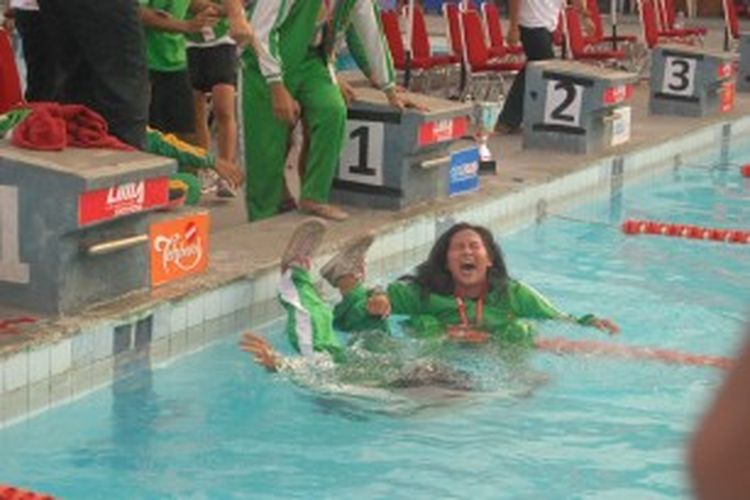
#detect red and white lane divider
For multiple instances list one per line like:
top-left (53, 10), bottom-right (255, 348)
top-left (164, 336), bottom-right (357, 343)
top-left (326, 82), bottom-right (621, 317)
top-left (536, 337), bottom-right (733, 370)
top-left (0, 484), bottom-right (54, 500)
top-left (621, 219), bottom-right (750, 245)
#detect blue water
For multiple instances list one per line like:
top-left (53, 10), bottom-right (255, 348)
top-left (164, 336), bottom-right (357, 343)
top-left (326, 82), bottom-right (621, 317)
top-left (2, 149), bottom-right (749, 499)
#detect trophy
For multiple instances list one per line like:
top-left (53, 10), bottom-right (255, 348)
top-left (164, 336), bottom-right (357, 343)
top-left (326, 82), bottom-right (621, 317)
top-left (473, 99), bottom-right (503, 175)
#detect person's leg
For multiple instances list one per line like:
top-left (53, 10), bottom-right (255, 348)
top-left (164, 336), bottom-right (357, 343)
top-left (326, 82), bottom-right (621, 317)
top-left (191, 90), bottom-right (211, 150)
top-left (496, 26), bottom-right (555, 131)
top-left (212, 83), bottom-right (237, 162)
top-left (39, 0), bottom-right (149, 148)
top-left (241, 59), bottom-right (289, 221)
top-left (14, 9), bottom-right (57, 102)
top-left (292, 56), bottom-right (348, 221)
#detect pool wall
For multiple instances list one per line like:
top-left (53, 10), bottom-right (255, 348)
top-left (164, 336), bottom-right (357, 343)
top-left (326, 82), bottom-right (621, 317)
top-left (1, 115), bottom-right (749, 429)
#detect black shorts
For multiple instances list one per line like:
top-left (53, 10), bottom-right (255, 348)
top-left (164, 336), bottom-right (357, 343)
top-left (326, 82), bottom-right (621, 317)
top-left (148, 69), bottom-right (196, 134)
top-left (187, 44), bottom-right (238, 93)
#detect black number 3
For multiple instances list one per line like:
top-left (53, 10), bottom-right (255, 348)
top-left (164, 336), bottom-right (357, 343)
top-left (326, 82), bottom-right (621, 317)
top-left (667, 59), bottom-right (691, 92)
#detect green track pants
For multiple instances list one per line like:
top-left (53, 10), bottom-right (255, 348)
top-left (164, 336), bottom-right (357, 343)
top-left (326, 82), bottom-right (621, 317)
top-left (242, 52), bottom-right (346, 221)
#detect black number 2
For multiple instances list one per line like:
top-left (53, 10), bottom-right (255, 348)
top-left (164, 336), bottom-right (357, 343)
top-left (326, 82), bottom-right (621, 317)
top-left (667, 59), bottom-right (691, 92)
top-left (551, 81), bottom-right (577, 123)
top-left (348, 126), bottom-right (376, 176)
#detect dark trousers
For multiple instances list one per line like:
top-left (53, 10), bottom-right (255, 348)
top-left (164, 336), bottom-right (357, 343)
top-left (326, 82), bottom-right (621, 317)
top-left (497, 26), bottom-right (556, 129)
top-left (37, 0), bottom-right (149, 148)
top-left (14, 9), bottom-right (56, 102)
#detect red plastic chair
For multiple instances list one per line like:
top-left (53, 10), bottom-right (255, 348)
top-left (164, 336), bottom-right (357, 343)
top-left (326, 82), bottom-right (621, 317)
top-left (461, 10), bottom-right (523, 73)
top-left (722, 0), bottom-right (741, 48)
top-left (637, 0), bottom-right (696, 49)
top-left (403, 4), bottom-right (459, 66)
top-left (585, 0), bottom-right (638, 47)
top-left (481, 2), bottom-right (524, 59)
top-left (656, 0), bottom-right (706, 38)
top-left (563, 6), bottom-right (627, 64)
top-left (443, 2), bottom-right (466, 63)
top-left (380, 10), bottom-right (435, 71)
top-left (0, 30), bottom-right (23, 114)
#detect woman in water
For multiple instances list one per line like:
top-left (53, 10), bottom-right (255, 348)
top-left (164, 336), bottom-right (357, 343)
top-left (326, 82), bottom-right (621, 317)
top-left (241, 219), bottom-right (618, 388)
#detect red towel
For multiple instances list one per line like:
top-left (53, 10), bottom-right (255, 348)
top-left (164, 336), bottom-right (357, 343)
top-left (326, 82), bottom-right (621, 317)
top-left (10, 102), bottom-right (135, 151)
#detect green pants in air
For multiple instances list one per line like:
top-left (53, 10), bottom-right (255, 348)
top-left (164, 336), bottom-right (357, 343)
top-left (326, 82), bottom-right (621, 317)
top-left (241, 52), bottom-right (346, 221)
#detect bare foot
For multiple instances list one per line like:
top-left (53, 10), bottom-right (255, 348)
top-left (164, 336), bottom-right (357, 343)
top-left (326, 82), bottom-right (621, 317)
top-left (239, 332), bottom-right (282, 372)
top-left (298, 199), bottom-right (349, 221)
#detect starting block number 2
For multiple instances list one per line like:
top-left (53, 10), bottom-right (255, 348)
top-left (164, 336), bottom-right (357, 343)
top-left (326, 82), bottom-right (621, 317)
top-left (661, 56), bottom-right (697, 97)
top-left (0, 185), bottom-right (30, 284)
top-left (543, 79), bottom-right (584, 128)
top-left (339, 120), bottom-right (385, 186)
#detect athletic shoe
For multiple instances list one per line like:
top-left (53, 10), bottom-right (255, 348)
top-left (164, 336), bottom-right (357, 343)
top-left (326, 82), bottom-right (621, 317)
top-left (216, 178), bottom-right (237, 198)
top-left (281, 218), bottom-right (328, 272)
top-left (320, 231), bottom-right (375, 287)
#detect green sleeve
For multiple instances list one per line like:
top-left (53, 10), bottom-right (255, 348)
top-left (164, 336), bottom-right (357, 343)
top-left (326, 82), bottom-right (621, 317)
top-left (144, 127), bottom-right (215, 170)
top-left (333, 283), bottom-right (389, 333)
top-left (510, 280), bottom-right (577, 321)
top-left (386, 280), bottom-right (424, 315)
top-left (0, 108), bottom-right (31, 138)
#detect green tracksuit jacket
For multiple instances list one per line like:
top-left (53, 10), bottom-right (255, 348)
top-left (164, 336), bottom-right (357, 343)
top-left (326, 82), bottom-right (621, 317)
top-left (241, 0), bottom-right (395, 221)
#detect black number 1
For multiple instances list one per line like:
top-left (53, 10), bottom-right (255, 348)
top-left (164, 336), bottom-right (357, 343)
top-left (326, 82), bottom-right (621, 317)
top-left (348, 126), bottom-right (376, 176)
top-left (551, 81), bottom-right (577, 123)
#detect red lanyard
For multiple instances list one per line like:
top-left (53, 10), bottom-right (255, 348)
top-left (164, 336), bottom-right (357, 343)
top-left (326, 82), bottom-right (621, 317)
top-left (455, 294), bottom-right (485, 327)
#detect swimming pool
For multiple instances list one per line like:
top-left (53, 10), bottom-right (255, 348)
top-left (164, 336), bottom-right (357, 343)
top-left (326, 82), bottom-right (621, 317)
top-left (1, 147), bottom-right (748, 498)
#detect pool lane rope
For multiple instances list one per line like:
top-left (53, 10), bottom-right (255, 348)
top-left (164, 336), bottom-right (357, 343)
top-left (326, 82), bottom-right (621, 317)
top-left (621, 219), bottom-right (750, 245)
top-left (0, 485), bottom-right (54, 500)
top-left (535, 337), bottom-right (733, 369)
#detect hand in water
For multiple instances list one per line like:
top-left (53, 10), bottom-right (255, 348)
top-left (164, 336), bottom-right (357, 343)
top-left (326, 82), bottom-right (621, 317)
top-left (446, 325), bottom-right (490, 344)
top-left (591, 318), bottom-right (620, 335)
top-left (240, 332), bottom-right (281, 371)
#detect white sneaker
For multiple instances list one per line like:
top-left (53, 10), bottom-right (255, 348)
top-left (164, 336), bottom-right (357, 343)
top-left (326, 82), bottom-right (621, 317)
top-left (320, 231), bottom-right (375, 287)
top-left (216, 178), bottom-right (237, 198)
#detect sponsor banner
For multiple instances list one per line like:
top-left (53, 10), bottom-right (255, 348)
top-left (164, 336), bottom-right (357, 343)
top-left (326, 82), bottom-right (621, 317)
top-left (449, 147), bottom-right (480, 197)
top-left (150, 211), bottom-right (210, 287)
top-left (78, 177), bottom-right (169, 226)
top-left (418, 116), bottom-right (468, 146)
top-left (719, 81), bottom-right (735, 113)
top-left (603, 84), bottom-right (634, 105)
top-left (717, 62), bottom-right (733, 79)
top-left (611, 106), bottom-right (631, 147)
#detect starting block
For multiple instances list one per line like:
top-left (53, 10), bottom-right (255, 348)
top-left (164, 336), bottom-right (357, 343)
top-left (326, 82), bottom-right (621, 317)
top-left (649, 44), bottom-right (735, 116)
top-left (739, 33), bottom-right (750, 93)
top-left (330, 86), bottom-right (477, 209)
top-left (523, 60), bottom-right (638, 154)
top-left (0, 143), bottom-right (174, 314)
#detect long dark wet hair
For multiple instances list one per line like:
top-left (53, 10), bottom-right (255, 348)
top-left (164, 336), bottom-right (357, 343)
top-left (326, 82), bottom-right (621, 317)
top-left (402, 222), bottom-right (510, 298)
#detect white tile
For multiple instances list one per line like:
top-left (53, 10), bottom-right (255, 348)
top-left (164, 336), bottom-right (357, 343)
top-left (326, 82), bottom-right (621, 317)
top-left (236, 280), bottom-right (253, 308)
top-left (72, 330), bottom-right (95, 367)
top-left (0, 357), bottom-right (4, 393)
top-left (205, 289), bottom-right (222, 320)
top-left (186, 295), bottom-right (205, 327)
top-left (49, 372), bottom-right (72, 405)
top-left (3, 351), bottom-right (27, 392)
top-left (28, 346), bottom-right (49, 384)
top-left (152, 304), bottom-right (171, 340)
top-left (28, 379), bottom-right (50, 415)
top-left (220, 283), bottom-right (239, 316)
top-left (94, 324), bottom-right (114, 361)
top-left (50, 339), bottom-right (72, 376)
top-left (170, 302), bottom-right (187, 333)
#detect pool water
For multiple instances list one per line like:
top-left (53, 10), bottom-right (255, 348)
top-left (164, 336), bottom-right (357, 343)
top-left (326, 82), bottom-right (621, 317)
top-left (1, 150), bottom-right (749, 499)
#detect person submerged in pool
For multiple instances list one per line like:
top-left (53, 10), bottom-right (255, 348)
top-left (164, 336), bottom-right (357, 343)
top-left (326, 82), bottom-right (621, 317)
top-left (240, 219), bottom-right (619, 392)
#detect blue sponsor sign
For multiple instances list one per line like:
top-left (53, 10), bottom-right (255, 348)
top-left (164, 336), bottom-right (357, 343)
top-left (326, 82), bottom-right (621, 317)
top-left (449, 147), bottom-right (480, 196)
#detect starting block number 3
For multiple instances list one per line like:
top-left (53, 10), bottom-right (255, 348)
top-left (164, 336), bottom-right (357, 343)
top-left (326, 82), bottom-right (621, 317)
top-left (543, 79), bottom-right (584, 128)
top-left (339, 120), bottom-right (385, 186)
top-left (0, 185), bottom-right (30, 284)
top-left (661, 56), bottom-right (697, 97)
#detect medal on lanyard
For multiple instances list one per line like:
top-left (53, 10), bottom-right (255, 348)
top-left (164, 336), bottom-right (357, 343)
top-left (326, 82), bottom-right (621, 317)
top-left (450, 294), bottom-right (488, 343)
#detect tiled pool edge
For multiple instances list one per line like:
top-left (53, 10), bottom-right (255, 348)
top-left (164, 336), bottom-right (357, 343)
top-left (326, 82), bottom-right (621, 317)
top-left (1, 116), bottom-right (748, 429)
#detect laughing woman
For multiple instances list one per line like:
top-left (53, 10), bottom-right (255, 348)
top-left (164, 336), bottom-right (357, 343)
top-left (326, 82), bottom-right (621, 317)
top-left (241, 219), bottom-right (618, 382)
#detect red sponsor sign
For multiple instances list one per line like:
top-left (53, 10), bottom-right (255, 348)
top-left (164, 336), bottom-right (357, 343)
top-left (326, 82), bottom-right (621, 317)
top-left (719, 81), bottom-right (735, 113)
top-left (150, 211), bottom-right (210, 287)
top-left (717, 62), bottom-right (733, 79)
top-left (418, 116), bottom-right (468, 146)
top-left (78, 176), bottom-right (169, 226)
top-left (603, 84), bottom-right (634, 105)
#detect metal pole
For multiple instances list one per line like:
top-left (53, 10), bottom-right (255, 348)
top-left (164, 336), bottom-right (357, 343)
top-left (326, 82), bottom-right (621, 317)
top-left (611, 0), bottom-right (618, 51)
top-left (404, 0), bottom-right (415, 88)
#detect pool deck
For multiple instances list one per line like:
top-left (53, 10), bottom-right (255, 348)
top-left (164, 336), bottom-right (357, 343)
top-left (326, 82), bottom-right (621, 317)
top-left (0, 14), bottom-right (749, 426)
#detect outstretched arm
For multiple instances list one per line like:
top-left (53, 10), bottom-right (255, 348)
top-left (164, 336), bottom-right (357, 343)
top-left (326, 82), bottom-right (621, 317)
top-left (240, 332), bottom-right (283, 372)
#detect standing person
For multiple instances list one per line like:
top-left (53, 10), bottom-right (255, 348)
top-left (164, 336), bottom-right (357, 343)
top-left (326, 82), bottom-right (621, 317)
top-left (2, 0), bottom-right (56, 102)
top-left (36, 0), bottom-right (150, 149)
top-left (236, 0), bottom-right (415, 222)
top-left (495, 0), bottom-right (595, 133)
top-left (138, 0), bottom-right (218, 141)
top-left (186, 0), bottom-right (240, 198)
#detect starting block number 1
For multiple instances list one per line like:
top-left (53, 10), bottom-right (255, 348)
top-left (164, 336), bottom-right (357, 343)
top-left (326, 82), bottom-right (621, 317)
top-left (661, 56), bottom-right (697, 97)
top-left (0, 185), bottom-right (30, 284)
top-left (339, 120), bottom-right (385, 186)
top-left (543, 79), bottom-right (584, 128)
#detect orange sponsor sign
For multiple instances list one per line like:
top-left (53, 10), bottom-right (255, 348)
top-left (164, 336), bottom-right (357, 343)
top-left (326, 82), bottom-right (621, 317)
top-left (149, 211), bottom-right (210, 287)
top-left (719, 81), bottom-right (735, 113)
